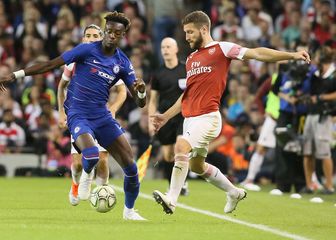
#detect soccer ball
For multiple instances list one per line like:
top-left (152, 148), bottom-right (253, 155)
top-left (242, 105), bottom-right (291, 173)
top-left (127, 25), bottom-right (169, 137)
top-left (90, 185), bottom-right (117, 213)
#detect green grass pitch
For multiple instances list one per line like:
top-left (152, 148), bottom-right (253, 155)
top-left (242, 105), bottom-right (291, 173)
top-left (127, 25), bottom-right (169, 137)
top-left (0, 178), bottom-right (335, 240)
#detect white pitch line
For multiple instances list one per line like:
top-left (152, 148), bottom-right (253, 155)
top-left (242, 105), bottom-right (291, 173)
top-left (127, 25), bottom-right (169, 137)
top-left (112, 185), bottom-right (311, 240)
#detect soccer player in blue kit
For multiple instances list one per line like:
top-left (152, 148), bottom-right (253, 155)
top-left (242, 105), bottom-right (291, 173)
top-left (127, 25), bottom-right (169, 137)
top-left (0, 11), bottom-right (147, 220)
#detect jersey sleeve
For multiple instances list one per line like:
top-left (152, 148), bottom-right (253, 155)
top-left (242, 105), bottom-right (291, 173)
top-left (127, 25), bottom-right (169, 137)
top-left (61, 63), bottom-right (75, 81)
top-left (219, 41), bottom-right (248, 60)
top-left (61, 43), bottom-right (91, 65)
top-left (118, 57), bottom-right (136, 87)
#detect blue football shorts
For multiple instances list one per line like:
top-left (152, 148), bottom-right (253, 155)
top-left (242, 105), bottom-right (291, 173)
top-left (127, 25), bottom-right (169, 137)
top-left (67, 112), bottom-right (125, 149)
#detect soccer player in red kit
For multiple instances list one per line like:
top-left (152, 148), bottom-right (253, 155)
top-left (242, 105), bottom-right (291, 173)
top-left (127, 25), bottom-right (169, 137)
top-left (151, 11), bottom-right (311, 215)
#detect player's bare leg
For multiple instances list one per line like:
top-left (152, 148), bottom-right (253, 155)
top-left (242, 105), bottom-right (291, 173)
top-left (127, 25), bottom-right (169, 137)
top-left (106, 134), bottom-right (146, 220)
top-left (96, 151), bottom-right (109, 186)
top-left (69, 153), bottom-right (82, 206)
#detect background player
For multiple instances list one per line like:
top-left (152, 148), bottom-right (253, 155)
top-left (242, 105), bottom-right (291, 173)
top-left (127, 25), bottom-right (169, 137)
top-left (57, 24), bottom-right (127, 206)
top-left (151, 10), bottom-right (310, 215)
top-left (240, 73), bottom-right (279, 191)
top-left (0, 11), bottom-right (147, 221)
top-left (148, 37), bottom-right (189, 195)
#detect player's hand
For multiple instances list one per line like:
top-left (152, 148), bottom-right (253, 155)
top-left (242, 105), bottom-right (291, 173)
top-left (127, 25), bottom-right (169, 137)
top-left (150, 113), bottom-right (168, 132)
top-left (58, 112), bottom-right (67, 129)
top-left (133, 78), bottom-right (146, 93)
top-left (293, 50), bottom-right (311, 64)
top-left (0, 73), bottom-right (15, 92)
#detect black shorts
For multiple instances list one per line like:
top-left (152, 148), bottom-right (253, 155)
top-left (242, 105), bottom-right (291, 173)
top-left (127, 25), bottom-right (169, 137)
top-left (157, 114), bottom-right (183, 145)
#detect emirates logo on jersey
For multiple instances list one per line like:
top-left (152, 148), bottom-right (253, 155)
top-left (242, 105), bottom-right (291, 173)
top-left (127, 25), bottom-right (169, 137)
top-left (208, 47), bottom-right (216, 55)
top-left (187, 61), bottom-right (212, 79)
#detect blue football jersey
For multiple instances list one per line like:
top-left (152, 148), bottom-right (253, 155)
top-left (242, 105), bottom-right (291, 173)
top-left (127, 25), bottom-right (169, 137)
top-left (61, 41), bottom-right (135, 116)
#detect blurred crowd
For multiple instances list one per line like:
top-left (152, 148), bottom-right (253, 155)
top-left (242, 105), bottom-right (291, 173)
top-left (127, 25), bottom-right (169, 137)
top-left (0, 0), bottom-right (335, 190)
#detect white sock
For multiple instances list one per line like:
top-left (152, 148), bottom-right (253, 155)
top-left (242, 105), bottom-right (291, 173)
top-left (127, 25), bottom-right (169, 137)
top-left (168, 154), bottom-right (189, 205)
top-left (199, 163), bottom-right (236, 194)
top-left (245, 152), bottom-right (264, 181)
top-left (71, 164), bottom-right (81, 185)
top-left (124, 206), bottom-right (132, 211)
top-left (96, 176), bottom-right (108, 186)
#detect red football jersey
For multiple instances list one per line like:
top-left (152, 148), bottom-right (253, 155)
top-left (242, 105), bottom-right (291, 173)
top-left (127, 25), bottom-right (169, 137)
top-left (182, 41), bottom-right (247, 117)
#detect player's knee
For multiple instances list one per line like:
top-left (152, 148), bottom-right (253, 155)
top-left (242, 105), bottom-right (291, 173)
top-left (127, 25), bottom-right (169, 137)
top-left (174, 137), bottom-right (191, 155)
top-left (72, 162), bottom-right (82, 172)
top-left (189, 161), bottom-right (205, 174)
top-left (72, 154), bottom-right (82, 167)
top-left (82, 146), bottom-right (99, 173)
top-left (99, 151), bottom-right (109, 161)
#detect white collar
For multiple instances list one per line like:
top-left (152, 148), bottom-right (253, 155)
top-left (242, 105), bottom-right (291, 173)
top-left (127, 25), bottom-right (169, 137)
top-left (204, 41), bottom-right (218, 48)
top-left (315, 63), bottom-right (336, 78)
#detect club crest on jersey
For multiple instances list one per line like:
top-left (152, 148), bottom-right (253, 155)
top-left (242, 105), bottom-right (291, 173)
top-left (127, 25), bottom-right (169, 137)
top-left (74, 126), bottom-right (80, 134)
top-left (113, 65), bottom-right (120, 74)
top-left (208, 47), bottom-right (216, 55)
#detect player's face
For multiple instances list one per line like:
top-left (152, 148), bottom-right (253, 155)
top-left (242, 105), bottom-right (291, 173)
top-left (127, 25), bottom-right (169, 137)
top-left (103, 22), bottom-right (126, 48)
top-left (82, 28), bottom-right (103, 43)
top-left (183, 23), bottom-right (203, 50)
top-left (160, 38), bottom-right (178, 61)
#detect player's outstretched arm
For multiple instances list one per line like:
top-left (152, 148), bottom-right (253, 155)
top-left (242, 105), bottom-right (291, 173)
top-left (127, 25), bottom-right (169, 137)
top-left (162, 93), bottom-right (183, 120)
top-left (243, 48), bottom-right (311, 63)
top-left (0, 56), bottom-right (65, 91)
top-left (150, 93), bottom-right (183, 132)
top-left (129, 78), bottom-right (146, 108)
top-left (108, 83), bottom-right (127, 117)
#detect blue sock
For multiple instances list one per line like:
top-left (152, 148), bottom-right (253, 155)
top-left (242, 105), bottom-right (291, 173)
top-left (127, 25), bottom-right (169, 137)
top-left (123, 163), bottom-right (140, 209)
top-left (82, 146), bottom-right (99, 173)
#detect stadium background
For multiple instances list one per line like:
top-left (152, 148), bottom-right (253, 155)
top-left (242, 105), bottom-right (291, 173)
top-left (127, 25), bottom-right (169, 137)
top-left (0, 1), bottom-right (335, 240)
top-left (0, 0), bottom-right (335, 183)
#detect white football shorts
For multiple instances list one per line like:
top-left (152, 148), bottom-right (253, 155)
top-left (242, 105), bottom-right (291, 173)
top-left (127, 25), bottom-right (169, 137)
top-left (257, 115), bottom-right (277, 148)
top-left (70, 135), bottom-right (107, 154)
top-left (181, 111), bottom-right (222, 157)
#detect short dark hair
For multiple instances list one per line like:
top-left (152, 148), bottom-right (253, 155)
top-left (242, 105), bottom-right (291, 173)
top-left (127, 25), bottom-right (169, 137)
top-left (104, 11), bottom-right (131, 31)
top-left (84, 24), bottom-right (103, 37)
top-left (182, 11), bottom-right (211, 29)
top-left (318, 46), bottom-right (334, 64)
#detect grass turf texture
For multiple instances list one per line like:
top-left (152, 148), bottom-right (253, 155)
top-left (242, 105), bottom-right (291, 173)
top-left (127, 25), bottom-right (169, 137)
top-left (0, 178), bottom-right (335, 240)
